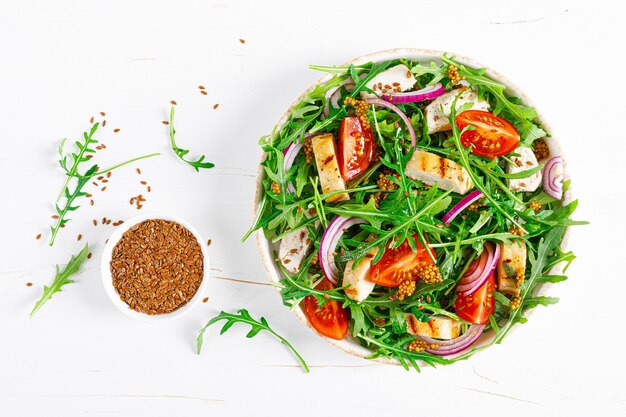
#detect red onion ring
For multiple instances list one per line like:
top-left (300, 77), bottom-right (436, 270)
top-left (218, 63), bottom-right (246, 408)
top-left (364, 98), bottom-right (417, 148)
top-left (542, 156), bottom-right (563, 200)
top-left (420, 324), bottom-right (485, 356)
top-left (319, 216), bottom-right (367, 284)
top-left (456, 243), bottom-right (500, 296)
top-left (381, 82), bottom-right (445, 104)
top-left (442, 189), bottom-right (483, 224)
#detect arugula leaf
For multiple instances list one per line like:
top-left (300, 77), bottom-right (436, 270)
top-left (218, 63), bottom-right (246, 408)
top-left (197, 309), bottom-right (309, 373)
top-left (169, 106), bottom-right (215, 171)
top-left (30, 243), bottom-right (90, 317)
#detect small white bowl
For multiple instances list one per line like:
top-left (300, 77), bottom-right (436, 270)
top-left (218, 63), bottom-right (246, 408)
top-left (100, 213), bottom-right (210, 322)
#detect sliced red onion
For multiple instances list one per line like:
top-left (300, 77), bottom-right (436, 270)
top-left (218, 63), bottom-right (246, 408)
top-left (542, 156), bottom-right (563, 200)
top-left (442, 189), bottom-right (483, 224)
top-left (319, 216), bottom-right (367, 284)
top-left (323, 80), bottom-right (356, 117)
top-left (420, 324), bottom-right (485, 356)
top-left (381, 82), bottom-right (445, 104)
top-left (456, 243), bottom-right (500, 296)
top-left (283, 142), bottom-right (303, 194)
top-left (365, 98), bottom-right (417, 148)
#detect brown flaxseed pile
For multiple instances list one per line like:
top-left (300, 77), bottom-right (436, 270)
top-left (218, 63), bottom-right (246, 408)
top-left (110, 219), bottom-right (203, 315)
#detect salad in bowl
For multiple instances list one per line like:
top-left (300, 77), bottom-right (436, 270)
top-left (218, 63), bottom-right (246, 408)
top-left (246, 49), bottom-right (584, 370)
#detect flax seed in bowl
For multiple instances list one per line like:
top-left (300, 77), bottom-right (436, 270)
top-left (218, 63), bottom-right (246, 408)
top-left (100, 213), bottom-right (210, 321)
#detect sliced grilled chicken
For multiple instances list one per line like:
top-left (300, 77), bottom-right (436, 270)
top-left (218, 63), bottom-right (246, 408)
top-left (311, 133), bottom-right (349, 203)
top-left (361, 64), bottom-right (416, 98)
top-left (342, 248), bottom-right (378, 303)
top-left (279, 227), bottom-right (313, 274)
top-left (405, 150), bottom-right (473, 194)
top-left (496, 241), bottom-right (527, 297)
top-left (424, 89), bottom-right (490, 134)
top-left (405, 314), bottom-right (461, 340)
top-left (506, 146), bottom-right (542, 192)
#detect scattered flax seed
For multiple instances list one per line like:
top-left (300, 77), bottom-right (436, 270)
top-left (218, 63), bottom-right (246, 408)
top-left (36, 233), bottom-right (42, 240)
top-left (140, 180), bottom-right (147, 185)
top-left (92, 182), bottom-right (98, 187)
top-left (207, 239), bottom-right (212, 247)
top-left (102, 120), bottom-right (107, 127)
top-left (105, 239), bottom-right (109, 244)
top-left (102, 179), bottom-right (108, 183)
top-left (213, 103), bottom-right (219, 110)
top-left (97, 176), bottom-right (104, 180)
top-left (86, 193), bottom-right (93, 198)
top-left (200, 91), bottom-right (208, 96)
top-left (162, 121), bottom-right (169, 125)
top-left (239, 38), bottom-right (246, 44)
top-left (198, 85), bottom-right (206, 90)
top-left (110, 219), bottom-right (204, 315)
top-left (90, 199), bottom-right (94, 206)
top-left (90, 116), bottom-right (95, 123)
top-left (101, 186), bottom-right (107, 192)
top-left (87, 252), bottom-right (93, 259)
top-left (114, 128), bottom-right (120, 133)
top-left (170, 100), bottom-right (177, 105)
top-left (100, 112), bottom-right (106, 116)
top-left (26, 282), bottom-right (33, 287)
top-left (102, 217), bottom-right (107, 223)
top-left (51, 215), bottom-right (59, 219)
top-left (77, 234), bottom-right (82, 241)
top-left (136, 168), bottom-right (142, 175)
top-left (147, 186), bottom-right (151, 192)
top-left (203, 297), bottom-right (209, 303)
top-left (107, 172), bottom-right (111, 178)
top-left (106, 219), bottom-right (111, 225)
top-left (93, 219), bottom-right (97, 226)
top-left (61, 224), bottom-right (65, 228)
top-left (86, 155), bottom-right (93, 159)
top-left (130, 194), bottom-right (146, 209)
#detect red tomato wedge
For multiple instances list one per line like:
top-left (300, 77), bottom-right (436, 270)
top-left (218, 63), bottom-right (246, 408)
top-left (454, 273), bottom-right (496, 325)
top-left (455, 110), bottom-right (520, 158)
top-left (338, 116), bottom-right (374, 181)
top-left (369, 234), bottom-right (436, 287)
top-left (302, 278), bottom-right (349, 340)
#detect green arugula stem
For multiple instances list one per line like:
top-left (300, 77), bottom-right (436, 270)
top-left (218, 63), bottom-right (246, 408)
top-left (197, 309), bottom-right (310, 373)
top-left (169, 106), bottom-right (215, 171)
top-left (73, 153), bottom-right (161, 179)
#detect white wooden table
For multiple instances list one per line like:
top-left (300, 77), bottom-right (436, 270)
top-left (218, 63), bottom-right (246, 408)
top-left (1, 1), bottom-right (624, 415)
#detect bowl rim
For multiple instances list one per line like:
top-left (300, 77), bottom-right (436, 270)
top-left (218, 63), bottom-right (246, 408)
top-left (253, 48), bottom-right (573, 366)
top-left (100, 212), bottom-right (210, 322)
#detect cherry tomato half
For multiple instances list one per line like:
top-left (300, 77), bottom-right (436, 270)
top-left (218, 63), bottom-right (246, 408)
top-left (454, 273), bottom-right (496, 325)
top-left (455, 110), bottom-right (520, 158)
top-left (302, 278), bottom-right (349, 340)
top-left (338, 116), bottom-right (374, 181)
top-left (369, 235), bottom-right (436, 287)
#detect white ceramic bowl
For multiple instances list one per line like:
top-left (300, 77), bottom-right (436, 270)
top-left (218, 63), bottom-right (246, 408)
top-left (101, 213), bottom-right (210, 322)
top-left (254, 48), bottom-right (573, 365)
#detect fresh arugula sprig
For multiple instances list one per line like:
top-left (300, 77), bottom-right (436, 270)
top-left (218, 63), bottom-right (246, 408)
top-left (30, 243), bottom-right (89, 317)
top-left (168, 106), bottom-right (215, 172)
top-left (50, 122), bottom-right (160, 245)
top-left (197, 309), bottom-right (310, 373)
